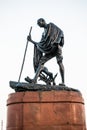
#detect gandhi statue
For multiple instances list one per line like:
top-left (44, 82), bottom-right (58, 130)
top-left (25, 18), bottom-right (65, 85)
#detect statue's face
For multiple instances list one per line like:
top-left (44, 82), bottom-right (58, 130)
top-left (37, 19), bottom-right (46, 27)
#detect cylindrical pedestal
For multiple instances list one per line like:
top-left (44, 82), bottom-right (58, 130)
top-left (6, 90), bottom-right (86, 130)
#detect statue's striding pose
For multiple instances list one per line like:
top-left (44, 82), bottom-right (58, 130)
top-left (25, 18), bottom-right (65, 85)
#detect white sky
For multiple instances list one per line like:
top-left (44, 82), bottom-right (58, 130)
top-left (0, 0), bottom-right (87, 129)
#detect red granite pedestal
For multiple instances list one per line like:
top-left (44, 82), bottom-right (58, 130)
top-left (6, 90), bottom-right (86, 130)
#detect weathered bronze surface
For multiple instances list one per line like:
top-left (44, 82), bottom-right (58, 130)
top-left (9, 18), bottom-right (66, 90)
top-left (25, 18), bottom-right (65, 85)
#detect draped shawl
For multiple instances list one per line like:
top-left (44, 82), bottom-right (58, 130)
top-left (33, 23), bottom-right (64, 72)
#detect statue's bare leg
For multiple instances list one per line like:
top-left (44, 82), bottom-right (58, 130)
top-left (33, 54), bottom-right (55, 83)
top-left (58, 61), bottom-right (65, 84)
top-left (56, 45), bottom-right (65, 85)
top-left (33, 64), bottom-right (44, 83)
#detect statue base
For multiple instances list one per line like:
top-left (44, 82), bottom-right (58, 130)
top-left (6, 85), bottom-right (86, 130)
top-left (9, 81), bottom-right (80, 92)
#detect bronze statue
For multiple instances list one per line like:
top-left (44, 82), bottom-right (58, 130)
top-left (25, 18), bottom-right (65, 85)
top-left (9, 18), bottom-right (80, 92)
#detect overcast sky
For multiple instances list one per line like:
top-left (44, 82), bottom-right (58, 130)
top-left (0, 0), bottom-right (87, 129)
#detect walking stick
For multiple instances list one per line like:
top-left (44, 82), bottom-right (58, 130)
top-left (18, 26), bottom-right (32, 82)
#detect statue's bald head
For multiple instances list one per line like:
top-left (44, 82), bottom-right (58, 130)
top-left (37, 18), bottom-right (46, 27)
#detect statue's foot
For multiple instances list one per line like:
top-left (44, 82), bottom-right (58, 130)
top-left (25, 76), bottom-right (37, 84)
top-left (25, 76), bottom-right (33, 83)
top-left (59, 83), bottom-right (65, 86)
